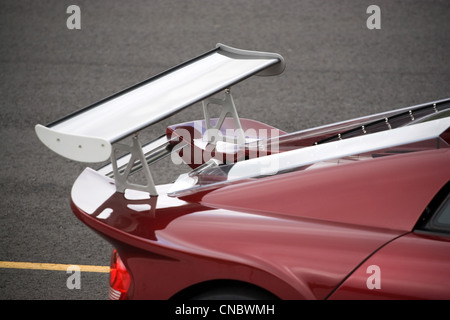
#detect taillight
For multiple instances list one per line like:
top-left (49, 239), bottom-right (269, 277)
top-left (109, 249), bottom-right (131, 300)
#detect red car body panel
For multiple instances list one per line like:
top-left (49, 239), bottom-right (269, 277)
top-left (198, 149), bottom-right (450, 231)
top-left (329, 232), bottom-right (450, 299)
top-left (71, 146), bottom-right (449, 299)
top-left (71, 169), bottom-right (400, 299)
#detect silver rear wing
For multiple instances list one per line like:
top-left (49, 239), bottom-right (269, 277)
top-left (35, 44), bottom-right (285, 195)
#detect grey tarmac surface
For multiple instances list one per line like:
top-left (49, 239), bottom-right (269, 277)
top-left (0, 0), bottom-right (449, 299)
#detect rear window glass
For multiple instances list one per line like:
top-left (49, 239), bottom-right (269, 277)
top-left (435, 196), bottom-right (450, 227)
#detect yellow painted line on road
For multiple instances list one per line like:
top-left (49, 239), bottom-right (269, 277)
top-left (0, 261), bottom-right (110, 273)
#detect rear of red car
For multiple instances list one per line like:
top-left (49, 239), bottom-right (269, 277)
top-left (71, 101), bottom-right (450, 299)
top-left (35, 44), bottom-right (450, 300)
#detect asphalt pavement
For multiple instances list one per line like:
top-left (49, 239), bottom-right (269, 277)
top-left (0, 0), bottom-right (449, 300)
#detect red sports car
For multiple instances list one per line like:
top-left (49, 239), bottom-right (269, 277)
top-left (36, 44), bottom-right (450, 300)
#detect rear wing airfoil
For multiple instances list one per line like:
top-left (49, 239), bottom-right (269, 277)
top-left (35, 44), bottom-right (285, 195)
top-left (35, 44), bottom-right (284, 164)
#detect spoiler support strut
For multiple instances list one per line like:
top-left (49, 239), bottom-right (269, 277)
top-left (111, 135), bottom-right (158, 196)
top-left (202, 88), bottom-right (245, 144)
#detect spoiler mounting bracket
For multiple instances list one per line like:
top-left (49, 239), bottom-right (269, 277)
top-left (202, 88), bottom-right (245, 144)
top-left (111, 134), bottom-right (158, 196)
